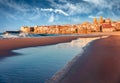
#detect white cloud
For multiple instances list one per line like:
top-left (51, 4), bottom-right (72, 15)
top-left (88, 15), bottom-right (106, 19)
top-left (64, 3), bottom-right (77, 14)
top-left (59, 0), bottom-right (67, 3)
top-left (88, 15), bottom-right (99, 19)
top-left (0, 0), bottom-right (42, 21)
top-left (41, 8), bottom-right (53, 12)
top-left (0, 10), bottom-right (18, 21)
top-left (48, 14), bottom-right (54, 22)
top-left (96, 11), bottom-right (104, 16)
top-left (41, 8), bottom-right (69, 16)
top-left (83, 0), bottom-right (104, 5)
top-left (6, 13), bottom-right (17, 20)
top-left (47, 0), bottom-right (61, 9)
top-left (48, 0), bottom-right (120, 17)
top-left (54, 9), bottom-right (69, 16)
top-left (29, 8), bottom-right (41, 20)
top-left (0, 0), bottom-right (119, 27)
top-left (0, 0), bottom-right (30, 12)
top-left (106, 11), bottom-right (120, 21)
top-left (83, 0), bottom-right (114, 10)
top-left (66, 3), bottom-right (92, 15)
top-left (47, 0), bottom-right (93, 15)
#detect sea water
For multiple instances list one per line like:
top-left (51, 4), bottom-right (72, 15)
top-left (0, 37), bottom-right (101, 83)
top-left (0, 32), bottom-right (61, 39)
top-left (0, 32), bottom-right (89, 39)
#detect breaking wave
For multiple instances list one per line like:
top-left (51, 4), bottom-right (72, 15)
top-left (0, 33), bottom-right (59, 39)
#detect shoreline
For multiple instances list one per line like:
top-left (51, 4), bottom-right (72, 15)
top-left (0, 32), bottom-right (120, 83)
top-left (0, 35), bottom-right (105, 56)
top-left (45, 36), bottom-right (109, 83)
top-left (55, 35), bottom-right (120, 83)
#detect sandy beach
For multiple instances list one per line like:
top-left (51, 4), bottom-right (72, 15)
top-left (55, 35), bottom-right (120, 83)
top-left (0, 36), bottom-right (76, 56)
top-left (0, 32), bottom-right (120, 83)
top-left (0, 35), bottom-right (104, 56)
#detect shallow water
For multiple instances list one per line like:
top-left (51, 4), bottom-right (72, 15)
top-left (0, 32), bottom-right (96, 39)
top-left (0, 37), bottom-right (101, 83)
top-left (0, 32), bottom-right (60, 38)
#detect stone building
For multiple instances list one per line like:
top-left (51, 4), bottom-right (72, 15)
top-left (101, 23), bottom-right (114, 32)
top-left (20, 26), bottom-right (31, 32)
top-left (20, 17), bottom-right (119, 34)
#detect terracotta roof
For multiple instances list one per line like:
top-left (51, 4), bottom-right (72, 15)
top-left (102, 23), bottom-right (112, 28)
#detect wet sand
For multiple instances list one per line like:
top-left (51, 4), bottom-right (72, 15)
top-left (1, 32), bottom-right (120, 83)
top-left (58, 35), bottom-right (120, 83)
top-left (0, 35), bottom-right (103, 56)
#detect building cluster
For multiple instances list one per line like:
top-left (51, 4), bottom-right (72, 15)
top-left (20, 16), bottom-right (120, 34)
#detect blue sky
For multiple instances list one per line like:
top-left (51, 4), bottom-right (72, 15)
top-left (0, 0), bottom-right (120, 32)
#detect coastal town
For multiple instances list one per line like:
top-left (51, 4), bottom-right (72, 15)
top-left (20, 16), bottom-right (120, 34)
top-left (1, 0), bottom-right (120, 82)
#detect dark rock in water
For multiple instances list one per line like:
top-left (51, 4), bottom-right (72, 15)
top-left (3, 31), bottom-right (21, 34)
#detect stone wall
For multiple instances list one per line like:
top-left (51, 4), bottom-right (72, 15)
top-left (20, 18), bottom-right (120, 34)
top-left (20, 23), bottom-right (96, 34)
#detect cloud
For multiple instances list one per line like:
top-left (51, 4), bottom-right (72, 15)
top-left (54, 9), bottom-right (69, 16)
top-left (0, 10), bottom-right (18, 21)
top-left (41, 8), bottom-right (53, 12)
top-left (0, 0), bottom-right (119, 33)
top-left (96, 11), bottom-right (104, 16)
top-left (48, 0), bottom-right (120, 17)
top-left (1, 7), bottom-right (41, 22)
top-left (65, 3), bottom-right (92, 15)
top-left (0, 0), bottom-right (42, 21)
top-left (48, 14), bottom-right (54, 22)
top-left (47, 0), bottom-right (93, 15)
top-left (6, 14), bottom-right (17, 20)
top-left (0, 0), bottom-right (30, 12)
top-left (83, 0), bottom-right (105, 5)
top-left (41, 8), bottom-right (69, 16)
top-left (28, 8), bottom-right (41, 20)
top-left (83, 0), bottom-right (117, 10)
top-left (59, 0), bottom-right (67, 3)
top-left (88, 15), bottom-right (100, 19)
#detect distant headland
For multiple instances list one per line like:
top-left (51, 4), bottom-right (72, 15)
top-left (19, 16), bottom-right (119, 34)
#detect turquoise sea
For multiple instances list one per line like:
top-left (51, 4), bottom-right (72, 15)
top-left (0, 32), bottom-right (102, 83)
top-left (0, 39), bottom-right (83, 83)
